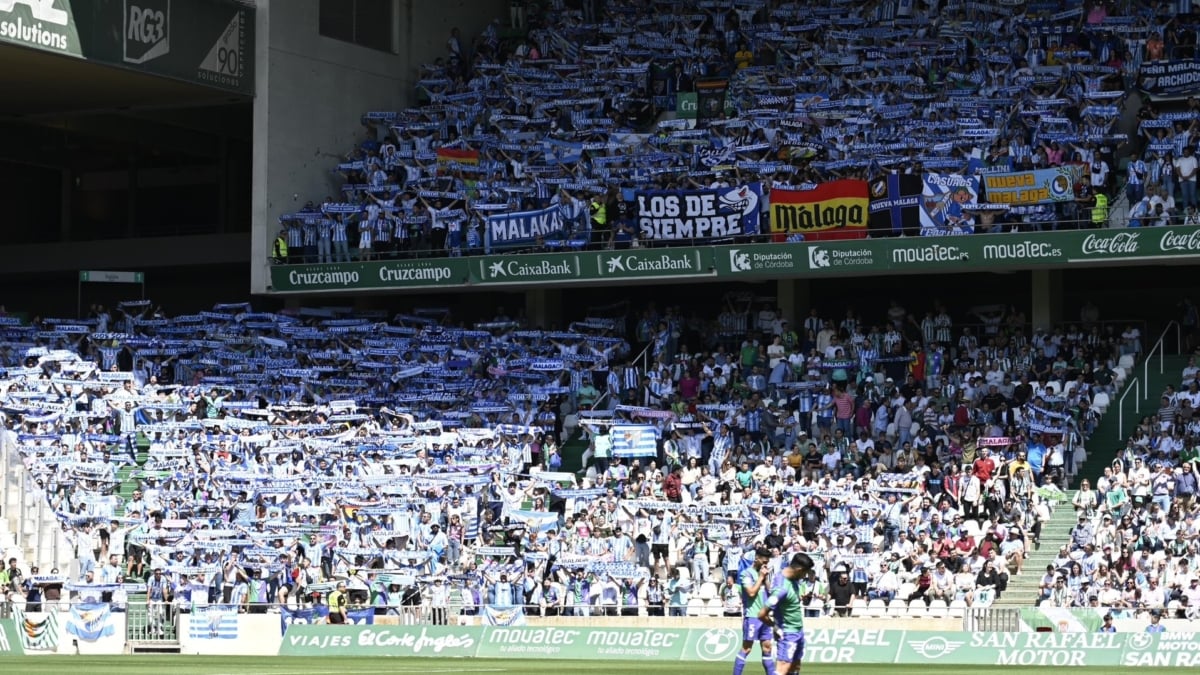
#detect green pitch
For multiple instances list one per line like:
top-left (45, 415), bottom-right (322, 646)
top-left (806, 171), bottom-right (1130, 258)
top-left (0, 657), bottom-right (1184, 675)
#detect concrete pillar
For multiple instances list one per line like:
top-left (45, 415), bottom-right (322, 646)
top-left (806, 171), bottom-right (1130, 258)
top-left (525, 289), bottom-right (563, 330)
top-left (777, 278), bottom-right (811, 326)
top-left (1031, 269), bottom-right (1063, 330)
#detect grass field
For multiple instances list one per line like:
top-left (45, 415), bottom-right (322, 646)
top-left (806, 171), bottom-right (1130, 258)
top-left (0, 657), bottom-right (1180, 675)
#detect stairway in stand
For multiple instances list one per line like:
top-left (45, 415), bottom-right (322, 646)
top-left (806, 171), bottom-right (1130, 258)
top-left (124, 595), bottom-right (181, 654)
top-left (1080, 353), bottom-right (1190, 485)
top-left (992, 491), bottom-right (1077, 608)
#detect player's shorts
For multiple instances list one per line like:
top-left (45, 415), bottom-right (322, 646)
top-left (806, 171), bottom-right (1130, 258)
top-left (742, 617), bottom-right (773, 643)
top-left (776, 630), bottom-right (805, 664)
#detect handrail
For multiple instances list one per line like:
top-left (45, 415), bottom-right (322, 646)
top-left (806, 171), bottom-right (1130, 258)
top-left (1118, 376), bottom-right (1140, 441)
top-left (1143, 320), bottom-right (1181, 401)
top-left (632, 341), bottom-right (654, 379)
top-left (583, 341), bottom-right (654, 417)
top-left (589, 391), bottom-right (609, 412)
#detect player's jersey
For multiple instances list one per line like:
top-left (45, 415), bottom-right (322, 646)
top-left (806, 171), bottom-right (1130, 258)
top-left (767, 578), bottom-right (805, 632)
top-left (738, 567), bottom-right (766, 616)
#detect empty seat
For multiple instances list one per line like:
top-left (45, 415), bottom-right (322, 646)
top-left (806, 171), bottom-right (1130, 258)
top-left (865, 599), bottom-right (887, 618)
top-left (705, 598), bottom-right (724, 617)
top-left (686, 598), bottom-right (706, 616)
top-left (948, 599), bottom-right (967, 618)
top-left (697, 582), bottom-right (718, 601)
top-left (1118, 354), bottom-right (1135, 370)
top-left (907, 600), bottom-right (929, 618)
top-left (886, 600), bottom-right (908, 618)
top-left (927, 599), bottom-right (948, 618)
top-left (1093, 392), bottom-right (1111, 414)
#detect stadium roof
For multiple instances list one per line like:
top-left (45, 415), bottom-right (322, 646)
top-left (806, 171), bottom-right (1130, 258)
top-left (0, 43), bottom-right (247, 117)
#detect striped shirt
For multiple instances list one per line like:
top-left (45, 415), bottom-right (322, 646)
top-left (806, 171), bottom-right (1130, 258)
top-left (745, 408), bottom-right (763, 433)
top-left (623, 366), bottom-right (640, 391)
top-left (934, 315), bottom-right (953, 343)
top-left (711, 434), bottom-right (732, 467)
top-left (858, 347), bottom-right (879, 375)
top-left (719, 312), bottom-right (748, 337)
top-left (331, 219), bottom-right (349, 242)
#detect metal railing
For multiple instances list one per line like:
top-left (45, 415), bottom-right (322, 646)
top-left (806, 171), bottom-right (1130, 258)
top-left (965, 607), bottom-right (1021, 632)
top-left (1118, 376), bottom-right (1141, 441)
top-left (1143, 320), bottom-right (1182, 401)
top-left (123, 600), bottom-right (181, 644)
top-left (271, 215), bottom-right (1135, 266)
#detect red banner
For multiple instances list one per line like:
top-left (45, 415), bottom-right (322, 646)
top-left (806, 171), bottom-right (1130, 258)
top-left (769, 179), bottom-right (870, 241)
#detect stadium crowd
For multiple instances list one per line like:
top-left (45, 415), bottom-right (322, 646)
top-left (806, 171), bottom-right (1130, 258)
top-left (0, 293), bottom-right (1144, 624)
top-left (1044, 351), bottom-right (1200, 619)
top-left (275, 0), bottom-right (1200, 260)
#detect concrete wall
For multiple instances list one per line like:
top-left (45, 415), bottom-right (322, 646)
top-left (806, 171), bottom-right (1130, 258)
top-left (250, 0), bottom-right (506, 293)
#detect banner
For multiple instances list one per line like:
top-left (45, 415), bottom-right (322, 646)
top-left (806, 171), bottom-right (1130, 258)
top-left (0, 619), bottom-right (24, 656)
top-left (769, 180), bottom-right (869, 241)
top-left (676, 92), bottom-right (734, 120)
top-left (436, 148), bottom-right (480, 165)
top-left (869, 173), bottom-right (923, 236)
top-left (66, 602), bottom-right (115, 641)
top-left (279, 626), bottom-right (1200, 667)
top-left (0, 0), bottom-right (80, 56)
top-left (279, 605), bottom-right (374, 636)
top-left (13, 609), bottom-right (59, 651)
top-left (635, 183), bottom-right (762, 240)
top-left (610, 425), bottom-right (658, 458)
top-left (481, 605), bottom-right (528, 626)
top-left (189, 605), bottom-right (240, 640)
top-left (485, 205), bottom-right (566, 253)
top-left (1139, 60), bottom-right (1200, 97)
top-left (980, 166), bottom-right (1080, 205)
top-left (921, 173), bottom-right (980, 235)
top-left (1020, 607), bottom-right (1105, 633)
top-left (507, 509), bottom-right (560, 533)
top-left (0, 1), bottom-right (255, 94)
top-left (695, 79), bottom-right (730, 121)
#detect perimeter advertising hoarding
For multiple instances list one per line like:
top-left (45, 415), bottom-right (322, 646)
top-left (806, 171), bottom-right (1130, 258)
top-left (279, 625), bottom-right (1200, 667)
top-left (0, 0), bottom-right (253, 95)
top-left (270, 227), bottom-right (1200, 294)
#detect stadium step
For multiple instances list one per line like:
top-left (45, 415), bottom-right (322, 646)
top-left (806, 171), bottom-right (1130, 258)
top-left (1080, 353), bottom-right (1188, 485)
top-left (991, 491), bottom-right (1078, 608)
top-left (126, 641), bottom-right (181, 655)
top-left (561, 437), bottom-right (590, 475)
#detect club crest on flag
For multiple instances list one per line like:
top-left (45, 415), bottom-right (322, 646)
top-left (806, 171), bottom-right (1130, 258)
top-left (189, 605), bottom-right (239, 640)
top-left (66, 603), bottom-right (115, 642)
